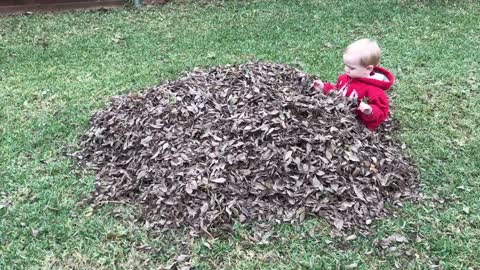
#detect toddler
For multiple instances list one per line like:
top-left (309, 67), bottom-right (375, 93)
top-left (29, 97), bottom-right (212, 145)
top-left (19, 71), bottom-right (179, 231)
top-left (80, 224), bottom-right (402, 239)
top-left (311, 38), bottom-right (395, 130)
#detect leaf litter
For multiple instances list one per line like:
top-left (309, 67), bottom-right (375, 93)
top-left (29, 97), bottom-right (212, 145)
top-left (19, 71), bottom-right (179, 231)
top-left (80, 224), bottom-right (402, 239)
top-left (72, 62), bottom-right (419, 235)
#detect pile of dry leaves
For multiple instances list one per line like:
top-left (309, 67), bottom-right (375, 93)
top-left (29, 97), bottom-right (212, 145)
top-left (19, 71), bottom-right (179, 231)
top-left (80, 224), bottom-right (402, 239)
top-left (73, 62), bottom-right (419, 234)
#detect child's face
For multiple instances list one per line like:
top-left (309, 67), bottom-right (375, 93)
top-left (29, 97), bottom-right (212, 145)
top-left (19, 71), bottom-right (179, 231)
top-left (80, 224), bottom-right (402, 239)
top-left (343, 53), bottom-right (373, 78)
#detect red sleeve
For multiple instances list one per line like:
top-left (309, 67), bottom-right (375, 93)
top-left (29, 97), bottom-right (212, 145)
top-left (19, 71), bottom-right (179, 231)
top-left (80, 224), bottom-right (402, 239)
top-left (323, 75), bottom-right (344, 95)
top-left (323, 82), bottom-right (336, 95)
top-left (357, 89), bottom-right (389, 125)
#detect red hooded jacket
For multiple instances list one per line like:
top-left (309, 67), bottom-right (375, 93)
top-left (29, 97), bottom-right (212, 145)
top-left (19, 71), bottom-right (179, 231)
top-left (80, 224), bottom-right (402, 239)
top-left (322, 66), bottom-right (395, 130)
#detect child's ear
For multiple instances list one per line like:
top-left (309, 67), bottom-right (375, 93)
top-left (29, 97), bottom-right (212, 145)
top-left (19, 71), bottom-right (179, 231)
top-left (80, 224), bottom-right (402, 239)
top-left (366, 65), bottom-right (374, 72)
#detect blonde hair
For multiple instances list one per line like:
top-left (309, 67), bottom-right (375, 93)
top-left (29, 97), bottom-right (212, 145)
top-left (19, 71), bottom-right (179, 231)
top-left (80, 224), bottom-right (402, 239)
top-left (344, 38), bottom-right (381, 67)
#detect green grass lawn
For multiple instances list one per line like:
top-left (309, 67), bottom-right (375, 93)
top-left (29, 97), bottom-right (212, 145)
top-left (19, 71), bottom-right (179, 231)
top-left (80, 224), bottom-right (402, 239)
top-left (1, 0), bottom-right (479, 269)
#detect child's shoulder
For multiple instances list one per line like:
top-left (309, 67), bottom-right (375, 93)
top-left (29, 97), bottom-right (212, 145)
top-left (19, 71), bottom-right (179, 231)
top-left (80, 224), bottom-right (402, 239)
top-left (336, 74), bottom-right (349, 84)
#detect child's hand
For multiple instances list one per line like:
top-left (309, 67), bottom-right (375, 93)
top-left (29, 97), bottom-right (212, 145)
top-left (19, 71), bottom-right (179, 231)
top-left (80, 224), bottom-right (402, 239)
top-left (310, 80), bottom-right (324, 91)
top-left (358, 101), bottom-right (372, 115)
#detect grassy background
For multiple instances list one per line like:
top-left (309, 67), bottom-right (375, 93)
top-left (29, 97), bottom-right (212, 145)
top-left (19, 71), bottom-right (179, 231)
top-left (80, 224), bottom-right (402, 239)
top-left (1, 0), bottom-right (479, 269)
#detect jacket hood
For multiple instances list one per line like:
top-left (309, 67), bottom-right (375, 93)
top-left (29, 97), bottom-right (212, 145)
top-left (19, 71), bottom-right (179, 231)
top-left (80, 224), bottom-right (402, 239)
top-left (356, 66), bottom-right (395, 91)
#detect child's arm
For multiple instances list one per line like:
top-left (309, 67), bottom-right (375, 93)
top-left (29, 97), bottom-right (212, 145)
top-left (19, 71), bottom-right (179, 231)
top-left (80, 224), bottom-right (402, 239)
top-left (357, 90), bottom-right (389, 123)
top-left (311, 79), bottom-right (338, 94)
top-left (322, 81), bottom-right (336, 95)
